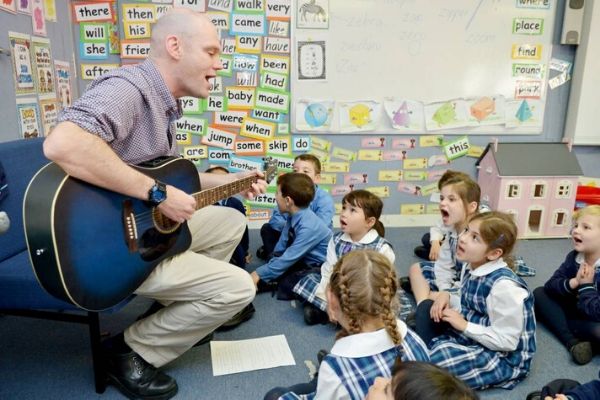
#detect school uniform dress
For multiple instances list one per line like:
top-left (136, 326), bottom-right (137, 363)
top-left (255, 208), bottom-right (331, 283)
top-left (419, 227), bottom-right (463, 292)
top-left (534, 251), bottom-right (600, 348)
top-left (278, 320), bottom-right (430, 400)
top-left (429, 259), bottom-right (536, 390)
top-left (292, 230), bottom-right (394, 311)
top-left (260, 186), bottom-right (335, 257)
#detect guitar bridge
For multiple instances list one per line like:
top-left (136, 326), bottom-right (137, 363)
top-left (122, 200), bottom-right (139, 252)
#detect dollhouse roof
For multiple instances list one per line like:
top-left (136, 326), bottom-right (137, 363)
top-left (476, 142), bottom-right (583, 177)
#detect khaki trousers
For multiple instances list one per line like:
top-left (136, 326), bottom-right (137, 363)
top-left (125, 206), bottom-right (255, 367)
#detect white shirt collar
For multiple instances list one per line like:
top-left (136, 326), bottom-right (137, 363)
top-left (575, 252), bottom-right (600, 268)
top-left (340, 229), bottom-right (379, 244)
top-left (467, 258), bottom-right (508, 277)
top-left (330, 319), bottom-right (407, 357)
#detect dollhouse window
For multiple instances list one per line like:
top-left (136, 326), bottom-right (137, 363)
top-left (507, 182), bottom-right (521, 199)
top-left (556, 181), bottom-right (572, 199)
top-left (553, 209), bottom-right (569, 227)
top-left (532, 182), bottom-right (546, 199)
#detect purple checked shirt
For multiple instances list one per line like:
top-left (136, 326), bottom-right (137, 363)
top-left (58, 59), bottom-right (182, 165)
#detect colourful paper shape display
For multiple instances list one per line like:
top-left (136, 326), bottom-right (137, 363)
top-left (470, 97), bottom-right (495, 122)
top-left (516, 100), bottom-right (533, 122)
top-left (349, 104), bottom-right (372, 128)
top-left (304, 103), bottom-right (329, 128)
top-left (432, 102), bottom-right (456, 126)
top-left (393, 101), bottom-right (410, 127)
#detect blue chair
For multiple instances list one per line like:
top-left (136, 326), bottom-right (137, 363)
top-left (0, 137), bottom-right (130, 394)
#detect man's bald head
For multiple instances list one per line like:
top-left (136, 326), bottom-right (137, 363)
top-left (149, 9), bottom-right (215, 59)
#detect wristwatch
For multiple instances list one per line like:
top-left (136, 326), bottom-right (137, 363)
top-left (147, 180), bottom-right (167, 206)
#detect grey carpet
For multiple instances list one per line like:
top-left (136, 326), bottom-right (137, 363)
top-left (1, 227), bottom-right (598, 399)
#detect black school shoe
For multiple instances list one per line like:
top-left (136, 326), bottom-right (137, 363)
top-left (570, 341), bottom-right (593, 365)
top-left (105, 351), bottom-right (178, 400)
top-left (413, 245), bottom-right (430, 260)
top-left (303, 303), bottom-right (329, 325)
top-left (216, 303), bottom-right (256, 331)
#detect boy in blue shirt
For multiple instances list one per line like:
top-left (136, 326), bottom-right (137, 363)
top-left (251, 173), bottom-right (331, 300)
top-left (256, 154), bottom-right (334, 260)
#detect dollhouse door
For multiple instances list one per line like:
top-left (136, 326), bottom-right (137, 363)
top-left (526, 207), bottom-right (544, 236)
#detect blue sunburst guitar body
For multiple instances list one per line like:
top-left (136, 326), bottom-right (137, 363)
top-left (24, 157), bottom-right (275, 311)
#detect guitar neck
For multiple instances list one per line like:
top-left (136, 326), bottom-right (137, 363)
top-left (192, 175), bottom-right (258, 209)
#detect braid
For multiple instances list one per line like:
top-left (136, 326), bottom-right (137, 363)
top-left (330, 250), bottom-right (401, 344)
top-left (338, 273), bottom-right (362, 337)
top-left (380, 271), bottom-right (402, 345)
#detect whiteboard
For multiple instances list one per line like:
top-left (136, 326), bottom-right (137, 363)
top-left (291, 0), bottom-right (557, 135)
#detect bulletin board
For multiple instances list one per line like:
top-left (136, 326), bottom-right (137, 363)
top-left (291, 0), bottom-right (557, 135)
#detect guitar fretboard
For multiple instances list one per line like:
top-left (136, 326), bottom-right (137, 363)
top-left (192, 175), bottom-right (259, 209)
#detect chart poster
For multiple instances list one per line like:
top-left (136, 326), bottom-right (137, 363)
top-left (9, 32), bottom-right (35, 95)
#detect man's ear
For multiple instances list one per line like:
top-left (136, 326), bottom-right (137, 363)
top-left (165, 35), bottom-right (183, 60)
top-left (486, 247), bottom-right (504, 261)
top-left (313, 173), bottom-right (321, 184)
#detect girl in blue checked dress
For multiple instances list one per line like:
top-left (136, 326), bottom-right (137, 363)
top-left (416, 211), bottom-right (536, 390)
top-left (293, 190), bottom-right (394, 325)
top-left (265, 250), bottom-right (430, 400)
top-left (406, 170), bottom-right (480, 305)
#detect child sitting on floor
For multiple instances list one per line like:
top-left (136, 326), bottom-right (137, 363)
top-left (414, 211), bottom-right (536, 390)
top-left (257, 154), bottom-right (334, 260)
top-left (534, 205), bottom-right (600, 365)
top-left (293, 189), bottom-right (394, 325)
top-left (251, 173), bottom-right (331, 300)
top-left (264, 250), bottom-right (430, 400)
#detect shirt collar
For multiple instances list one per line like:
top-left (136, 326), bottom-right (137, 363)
top-left (139, 59), bottom-right (181, 121)
top-left (575, 252), bottom-right (600, 268)
top-left (467, 257), bottom-right (508, 277)
top-left (330, 319), bottom-right (407, 357)
top-left (340, 229), bottom-right (379, 244)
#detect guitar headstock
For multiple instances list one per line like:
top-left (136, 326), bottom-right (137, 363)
top-left (262, 157), bottom-right (278, 184)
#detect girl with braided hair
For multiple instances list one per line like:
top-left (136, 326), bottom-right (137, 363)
top-left (265, 250), bottom-right (429, 400)
top-left (293, 189), bottom-right (394, 325)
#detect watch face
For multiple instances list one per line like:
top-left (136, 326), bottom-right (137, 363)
top-left (150, 183), bottom-right (167, 204)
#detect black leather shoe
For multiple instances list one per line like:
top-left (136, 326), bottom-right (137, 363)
top-left (256, 279), bottom-right (278, 296)
top-left (413, 245), bottom-right (429, 260)
top-left (303, 304), bottom-right (329, 325)
top-left (256, 246), bottom-right (269, 260)
top-left (216, 303), bottom-right (256, 331)
top-left (399, 276), bottom-right (412, 294)
top-left (106, 351), bottom-right (178, 400)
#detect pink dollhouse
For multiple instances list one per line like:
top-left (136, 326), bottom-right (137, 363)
top-left (476, 142), bottom-right (582, 238)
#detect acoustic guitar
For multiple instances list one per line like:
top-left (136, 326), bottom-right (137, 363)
top-left (24, 157), bottom-right (276, 311)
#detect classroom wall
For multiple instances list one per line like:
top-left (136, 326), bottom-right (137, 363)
top-left (0, 1), bottom-right (598, 220)
top-left (0, 1), bottom-right (77, 141)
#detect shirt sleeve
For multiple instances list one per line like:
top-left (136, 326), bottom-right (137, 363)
top-left (315, 238), bottom-right (337, 300)
top-left (433, 238), bottom-right (456, 290)
top-left (577, 283), bottom-right (600, 320)
top-left (255, 223), bottom-right (327, 282)
top-left (381, 243), bottom-right (396, 265)
top-left (463, 279), bottom-right (528, 351)
top-left (429, 219), bottom-right (445, 242)
top-left (312, 362), bottom-right (351, 400)
top-left (544, 252), bottom-right (579, 298)
top-left (58, 77), bottom-right (142, 142)
top-left (312, 190), bottom-right (335, 229)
